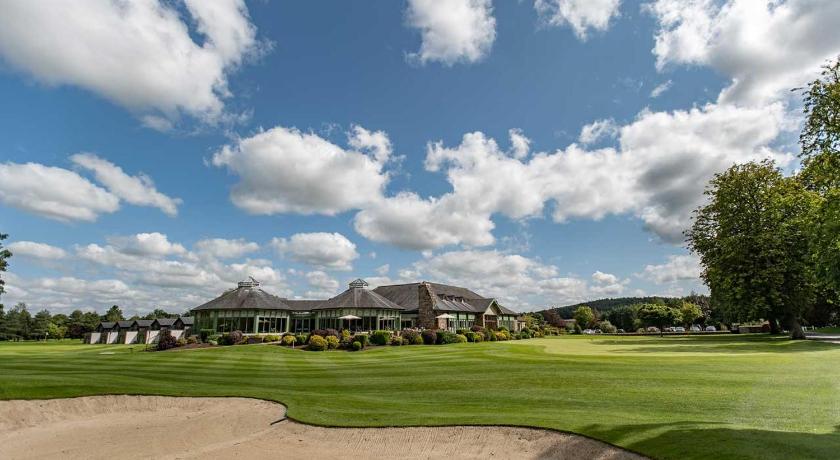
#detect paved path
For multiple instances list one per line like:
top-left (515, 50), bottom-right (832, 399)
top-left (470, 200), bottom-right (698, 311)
top-left (805, 332), bottom-right (840, 344)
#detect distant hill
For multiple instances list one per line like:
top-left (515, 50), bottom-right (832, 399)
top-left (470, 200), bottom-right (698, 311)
top-left (541, 297), bottom-right (677, 319)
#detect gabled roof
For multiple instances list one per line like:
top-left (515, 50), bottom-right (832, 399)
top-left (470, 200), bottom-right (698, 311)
top-left (373, 282), bottom-right (518, 315)
top-left (134, 319), bottom-right (154, 328)
top-left (176, 316), bottom-right (194, 326)
top-left (117, 320), bottom-right (134, 328)
top-left (153, 318), bottom-right (177, 327)
top-left (314, 286), bottom-right (403, 311)
top-left (99, 321), bottom-right (116, 329)
top-left (191, 285), bottom-right (292, 311)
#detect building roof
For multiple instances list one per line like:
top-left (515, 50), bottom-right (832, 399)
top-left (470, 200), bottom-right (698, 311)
top-left (281, 299), bottom-right (324, 311)
top-left (191, 285), bottom-right (292, 312)
top-left (99, 321), bottom-right (116, 329)
top-left (373, 282), bottom-right (518, 315)
top-left (134, 319), bottom-right (154, 328)
top-left (314, 285), bottom-right (404, 311)
top-left (176, 316), bottom-right (194, 326)
top-left (153, 318), bottom-right (177, 327)
top-left (117, 320), bottom-right (134, 328)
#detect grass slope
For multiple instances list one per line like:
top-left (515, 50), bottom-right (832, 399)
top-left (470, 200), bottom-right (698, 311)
top-left (0, 335), bottom-right (838, 460)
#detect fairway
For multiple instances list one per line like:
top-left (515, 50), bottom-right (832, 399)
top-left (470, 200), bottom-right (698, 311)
top-left (1, 335), bottom-right (838, 460)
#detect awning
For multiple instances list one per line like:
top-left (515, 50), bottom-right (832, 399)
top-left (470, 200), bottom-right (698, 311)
top-left (339, 315), bottom-right (361, 320)
top-left (435, 313), bottom-right (455, 319)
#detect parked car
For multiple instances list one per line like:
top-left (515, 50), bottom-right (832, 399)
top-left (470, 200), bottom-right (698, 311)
top-left (690, 325), bottom-right (702, 332)
top-left (582, 329), bottom-right (596, 334)
top-left (673, 326), bottom-right (686, 333)
top-left (646, 326), bottom-right (660, 333)
top-left (705, 325), bottom-right (717, 332)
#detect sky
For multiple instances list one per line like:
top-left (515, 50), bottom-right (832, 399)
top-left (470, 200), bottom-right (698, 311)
top-left (0, 0), bottom-right (838, 316)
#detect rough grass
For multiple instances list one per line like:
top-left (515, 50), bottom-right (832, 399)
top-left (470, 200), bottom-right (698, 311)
top-left (0, 335), bottom-right (838, 460)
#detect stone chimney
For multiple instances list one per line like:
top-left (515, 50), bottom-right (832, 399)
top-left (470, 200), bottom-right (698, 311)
top-left (417, 282), bottom-right (437, 329)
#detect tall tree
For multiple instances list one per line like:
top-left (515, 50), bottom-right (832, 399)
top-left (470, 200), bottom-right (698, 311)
top-left (687, 161), bottom-right (818, 339)
top-left (32, 309), bottom-right (51, 339)
top-left (0, 233), bottom-right (10, 302)
top-left (573, 306), bottom-right (595, 329)
top-left (799, 57), bottom-right (840, 193)
top-left (103, 305), bottom-right (124, 322)
top-left (637, 303), bottom-right (681, 335)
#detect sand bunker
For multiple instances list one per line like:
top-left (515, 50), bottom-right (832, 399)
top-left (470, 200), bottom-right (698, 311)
top-left (0, 396), bottom-right (645, 459)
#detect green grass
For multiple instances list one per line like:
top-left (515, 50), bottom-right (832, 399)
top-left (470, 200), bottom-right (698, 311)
top-left (1, 335), bottom-right (838, 460)
top-left (816, 326), bottom-right (840, 334)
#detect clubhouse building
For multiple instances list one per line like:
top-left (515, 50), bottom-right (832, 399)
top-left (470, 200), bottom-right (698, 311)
top-left (190, 278), bottom-right (522, 335)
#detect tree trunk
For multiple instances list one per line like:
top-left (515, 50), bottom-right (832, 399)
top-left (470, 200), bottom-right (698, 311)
top-left (767, 315), bottom-right (781, 335)
top-left (787, 314), bottom-right (806, 340)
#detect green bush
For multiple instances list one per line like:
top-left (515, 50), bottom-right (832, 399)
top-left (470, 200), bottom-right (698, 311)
top-left (495, 331), bottom-right (508, 341)
top-left (176, 337), bottom-right (187, 347)
top-left (464, 331), bottom-right (476, 342)
top-left (207, 334), bottom-right (221, 345)
top-left (472, 332), bottom-right (484, 342)
top-left (352, 341), bottom-right (362, 351)
top-left (390, 336), bottom-right (403, 346)
top-left (295, 334), bottom-right (308, 345)
top-left (421, 330), bottom-right (437, 345)
top-left (456, 329), bottom-right (468, 335)
top-left (353, 334), bottom-right (369, 347)
top-left (264, 334), bottom-right (280, 342)
top-left (370, 330), bottom-right (391, 346)
top-left (326, 335), bottom-right (340, 349)
top-left (598, 320), bottom-right (617, 333)
top-left (246, 335), bottom-right (264, 344)
top-left (157, 331), bottom-right (177, 351)
top-left (455, 334), bottom-right (467, 343)
top-left (308, 334), bottom-right (327, 351)
top-left (186, 335), bottom-right (198, 344)
top-left (401, 329), bottom-right (422, 345)
top-left (282, 335), bottom-right (296, 346)
top-left (199, 329), bottom-right (214, 342)
top-left (436, 330), bottom-right (459, 344)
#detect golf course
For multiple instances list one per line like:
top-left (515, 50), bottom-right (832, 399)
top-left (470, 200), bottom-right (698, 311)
top-left (1, 335), bottom-right (837, 460)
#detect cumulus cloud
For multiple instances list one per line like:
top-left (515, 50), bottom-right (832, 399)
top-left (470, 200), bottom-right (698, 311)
top-left (0, 0), bottom-right (264, 127)
top-left (194, 238), bottom-right (259, 259)
top-left (106, 232), bottom-right (187, 257)
top-left (6, 241), bottom-right (67, 260)
top-left (212, 126), bottom-right (389, 215)
top-left (71, 153), bottom-right (181, 216)
top-left (304, 270), bottom-right (340, 298)
top-left (0, 162), bottom-right (119, 222)
top-left (406, 0), bottom-right (496, 65)
top-left (348, 125), bottom-right (393, 164)
top-left (535, 0), bottom-right (622, 40)
top-left (589, 270), bottom-right (627, 296)
top-left (639, 254), bottom-right (702, 284)
top-left (271, 232), bottom-right (359, 271)
top-left (578, 118), bottom-right (619, 145)
top-left (647, 0), bottom-right (840, 105)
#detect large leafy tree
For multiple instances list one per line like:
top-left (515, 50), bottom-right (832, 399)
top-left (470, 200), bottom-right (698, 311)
top-left (0, 233), bottom-right (10, 303)
top-left (573, 306), bottom-right (595, 329)
top-left (687, 161), bottom-right (818, 339)
top-left (103, 305), bottom-right (124, 323)
top-left (637, 303), bottom-right (681, 334)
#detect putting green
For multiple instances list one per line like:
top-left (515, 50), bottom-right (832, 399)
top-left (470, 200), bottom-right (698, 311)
top-left (0, 335), bottom-right (837, 460)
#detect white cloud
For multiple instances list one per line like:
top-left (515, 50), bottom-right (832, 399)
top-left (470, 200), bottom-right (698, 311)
top-left (578, 118), bottom-right (619, 145)
top-left (535, 0), bottom-right (621, 40)
top-left (271, 232), bottom-right (359, 271)
top-left (589, 270), bottom-right (627, 296)
top-left (376, 264), bottom-right (390, 276)
top-left (71, 153), bottom-right (181, 216)
top-left (348, 125), bottom-right (393, 164)
top-left (106, 233), bottom-right (186, 257)
top-left (0, 0), bottom-right (264, 127)
top-left (6, 241), bottom-right (67, 260)
top-left (650, 79), bottom-right (673, 98)
top-left (194, 238), bottom-right (259, 259)
top-left (508, 128), bottom-right (531, 159)
top-left (639, 254), bottom-right (702, 284)
top-left (304, 270), bottom-right (340, 298)
top-left (212, 126), bottom-right (389, 215)
top-left (0, 162), bottom-right (119, 222)
top-left (406, 0), bottom-right (496, 65)
top-left (647, 0), bottom-right (840, 105)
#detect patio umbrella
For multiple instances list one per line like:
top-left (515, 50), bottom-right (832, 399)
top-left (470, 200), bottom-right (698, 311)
top-left (436, 313), bottom-right (455, 331)
top-left (339, 315), bottom-right (361, 332)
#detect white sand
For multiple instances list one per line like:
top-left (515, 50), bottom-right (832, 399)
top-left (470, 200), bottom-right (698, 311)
top-left (0, 396), bottom-right (645, 459)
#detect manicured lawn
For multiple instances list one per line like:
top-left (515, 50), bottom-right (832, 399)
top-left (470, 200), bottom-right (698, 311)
top-left (0, 335), bottom-right (837, 460)
top-left (816, 326), bottom-right (840, 334)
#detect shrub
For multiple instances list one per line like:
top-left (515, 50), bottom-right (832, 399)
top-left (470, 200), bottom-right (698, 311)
top-left (186, 335), bottom-right (198, 344)
top-left (470, 325), bottom-right (484, 332)
top-left (421, 330), bottom-right (437, 345)
top-left (352, 341), bottom-right (362, 351)
top-left (264, 334), bottom-right (281, 342)
top-left (282, 335), bottom-right (296, 346)
top-left (456, 329), bottom-right (468, 335)
top-left (312, 328), bottom-right (339, 338)
top-left (370, 330), bottom-right (391, 346)
top-left (498, 326), bottom-right (509, 332)
top-left (157, 331), bottom-right (177, 351)
top-left (519, 330), bottom-right (532, 339)
top-left (495, 331), bottom-right (508, 341)
top-left (326, 335), bottom-right (340, 349)
top-left (464, 331), bottom-right (476, 342)
top-left (472, 332), bottom-right (484, 342)
top-left (308, 334), bottom-right (327, 351)
top-left (485, 328), bottom-right (496, 341)
top-left (207, 334), bottom-right (221, 345)
top-left (229, 330), bottom-right (244, 345)
top-left (176, 337), bottom-right (187, 347)
top-left (436, 330), bottom-right (459, 344)
top-left (390, 336), bottom-right (403, 346)
top-left (199, 329), bottom-right (214, 342)
top-left (246, 335), bottom-right (264, 344)
top-left (295, 334), bottom-right (308, 345)
top-left (401, 329), bottom-right (422, 345)
top-left (598, 320), bottom-right (617, 333)
top-left (455, 334), bottom-right (468, 343)
top-left (353, 334), bottom-right (369, 347)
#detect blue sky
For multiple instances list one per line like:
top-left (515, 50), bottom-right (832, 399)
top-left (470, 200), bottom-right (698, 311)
top-left (0, 0), bottom-right (836, 315)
